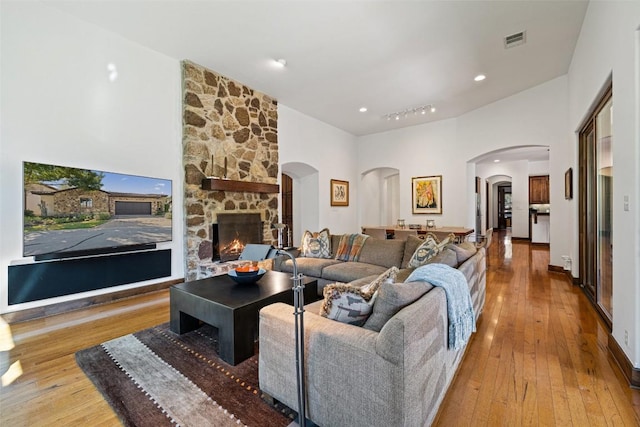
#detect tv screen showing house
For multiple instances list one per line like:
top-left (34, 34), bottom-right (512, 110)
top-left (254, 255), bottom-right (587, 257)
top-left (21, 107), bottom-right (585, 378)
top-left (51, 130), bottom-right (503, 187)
top-left (23, 161), bottom-right (172, 259)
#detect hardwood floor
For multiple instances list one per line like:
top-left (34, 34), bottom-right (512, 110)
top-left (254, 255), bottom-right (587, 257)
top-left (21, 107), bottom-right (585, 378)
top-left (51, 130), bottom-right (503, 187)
top-left (0, 291), bottom-right (170, 426)
top-left (434, 230), bottom-right (640, 426)
top-left (0, 231), bottom-right (638, 426)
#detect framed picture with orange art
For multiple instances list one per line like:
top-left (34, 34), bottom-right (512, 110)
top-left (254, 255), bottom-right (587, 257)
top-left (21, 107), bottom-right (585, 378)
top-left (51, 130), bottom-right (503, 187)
top-left (412, 175), bottom-right (442, 214)
top-left (330, 179), bottom-right (349, 206)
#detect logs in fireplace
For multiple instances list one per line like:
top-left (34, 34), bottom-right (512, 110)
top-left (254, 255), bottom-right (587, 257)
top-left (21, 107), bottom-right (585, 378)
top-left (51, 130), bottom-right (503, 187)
top-left (213, 213), bottom-right (263, 262)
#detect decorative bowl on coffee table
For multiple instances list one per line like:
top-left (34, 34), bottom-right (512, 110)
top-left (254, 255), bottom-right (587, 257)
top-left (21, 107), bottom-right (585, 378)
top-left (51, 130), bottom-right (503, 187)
top-left (228, 268), bottom-right (266, 284)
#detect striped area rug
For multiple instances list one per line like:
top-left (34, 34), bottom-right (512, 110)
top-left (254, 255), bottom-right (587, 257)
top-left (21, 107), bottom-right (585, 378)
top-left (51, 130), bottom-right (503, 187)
top-left (76, 323), bottom-right (295, 427)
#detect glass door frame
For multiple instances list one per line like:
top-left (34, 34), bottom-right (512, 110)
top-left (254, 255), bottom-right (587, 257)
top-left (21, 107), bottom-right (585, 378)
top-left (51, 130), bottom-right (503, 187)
top-left (578, 83), bottom-right (613, 329)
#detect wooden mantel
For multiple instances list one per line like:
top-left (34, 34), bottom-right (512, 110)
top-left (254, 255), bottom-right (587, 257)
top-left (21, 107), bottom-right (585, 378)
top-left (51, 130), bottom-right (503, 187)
top-left (201, 178), bottom-right (280, 194)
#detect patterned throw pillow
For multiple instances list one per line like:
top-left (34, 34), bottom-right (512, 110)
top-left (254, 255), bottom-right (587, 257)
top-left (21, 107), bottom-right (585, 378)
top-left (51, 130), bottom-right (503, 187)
top-left (334, 233), bottom-right (369, 262)
top-left (301, 228), bottom-right (331, 258)
top-left (320, 267), bottom-right (399, 326)
top-left (407, 235), bottom-right (452, 268)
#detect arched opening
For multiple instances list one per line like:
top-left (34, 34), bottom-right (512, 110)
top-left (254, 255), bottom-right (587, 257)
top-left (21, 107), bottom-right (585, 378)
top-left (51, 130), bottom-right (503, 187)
top-left (360, 167), bottom-right (400, 228)
top-left (469, 145), bottom-right (549, 240)
top-left (281, 162), bottom-right (319, 245)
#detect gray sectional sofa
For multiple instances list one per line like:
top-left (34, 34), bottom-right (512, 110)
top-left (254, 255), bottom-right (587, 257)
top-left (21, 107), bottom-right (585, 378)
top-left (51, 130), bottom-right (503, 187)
top-left (261, 233), bottom-right (486, 426)
top-left (274, 234), bottom-right (420, 294)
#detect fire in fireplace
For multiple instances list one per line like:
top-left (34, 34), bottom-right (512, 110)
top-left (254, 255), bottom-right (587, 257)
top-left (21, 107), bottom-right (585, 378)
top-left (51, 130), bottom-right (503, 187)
top-left (213, 213), bottom-right (263, 262)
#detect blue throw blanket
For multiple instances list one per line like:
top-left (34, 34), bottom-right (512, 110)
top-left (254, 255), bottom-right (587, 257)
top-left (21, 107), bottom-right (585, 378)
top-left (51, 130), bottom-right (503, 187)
top-left (406, 263), bottom-right (476, 350)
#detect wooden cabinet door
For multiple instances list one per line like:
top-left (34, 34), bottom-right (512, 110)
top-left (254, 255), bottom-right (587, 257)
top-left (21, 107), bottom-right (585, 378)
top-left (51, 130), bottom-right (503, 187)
top-left (529, 175), bottom-right (549, 204)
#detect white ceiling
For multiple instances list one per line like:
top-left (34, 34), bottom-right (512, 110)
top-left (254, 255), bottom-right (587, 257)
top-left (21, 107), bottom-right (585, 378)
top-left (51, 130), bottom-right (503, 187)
top-left (46, 0), bottom-right (588, 141)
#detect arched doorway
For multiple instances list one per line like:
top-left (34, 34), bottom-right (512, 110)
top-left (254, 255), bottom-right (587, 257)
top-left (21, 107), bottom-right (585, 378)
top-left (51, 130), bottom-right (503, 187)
top-left (485, 175), bottom-right (512, 230)
top-left (281, 173), bottom-right (293, 247)
top-left (280, 162), bottom-right (319, 245)
top-left (360, 167), bottom-right (400, 227)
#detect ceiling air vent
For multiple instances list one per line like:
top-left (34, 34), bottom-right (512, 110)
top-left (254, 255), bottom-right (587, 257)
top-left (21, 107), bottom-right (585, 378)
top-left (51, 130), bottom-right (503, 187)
top-left (504, 31), bottom-right (526, 49)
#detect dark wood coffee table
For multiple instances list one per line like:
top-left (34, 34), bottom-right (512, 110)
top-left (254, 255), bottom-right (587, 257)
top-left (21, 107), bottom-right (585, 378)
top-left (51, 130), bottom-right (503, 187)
top-left (170, 270), bottom-right (318, 365)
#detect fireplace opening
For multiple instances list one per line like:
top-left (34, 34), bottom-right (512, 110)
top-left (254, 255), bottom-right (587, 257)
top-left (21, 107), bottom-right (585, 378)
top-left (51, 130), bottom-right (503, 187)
top-left (213, 213), bottom-right (263, 262)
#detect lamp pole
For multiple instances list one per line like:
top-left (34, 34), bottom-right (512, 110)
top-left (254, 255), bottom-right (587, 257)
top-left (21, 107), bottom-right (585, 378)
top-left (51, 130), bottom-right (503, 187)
top-left (276, 249), bottom-right (306, 427)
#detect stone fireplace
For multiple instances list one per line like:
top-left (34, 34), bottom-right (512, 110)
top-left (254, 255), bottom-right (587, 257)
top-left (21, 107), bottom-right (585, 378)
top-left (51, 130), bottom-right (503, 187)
top-left (182, 60), bottom-right (279, 280)
top-left (214, 213), bottom-right (263, 262)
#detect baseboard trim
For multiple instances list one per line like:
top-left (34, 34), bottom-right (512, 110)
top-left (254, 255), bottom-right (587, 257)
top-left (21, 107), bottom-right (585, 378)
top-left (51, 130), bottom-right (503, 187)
top-left (608, 333), bottom-right (640, 389)
top-left (548, 265), bottom-right (579, 284)
top-left (531, 242), bottom-right (550, 247)
top-left (548, 264), bottom-right (564, 273)
top-left (2, 278), bottom-right (183, 324)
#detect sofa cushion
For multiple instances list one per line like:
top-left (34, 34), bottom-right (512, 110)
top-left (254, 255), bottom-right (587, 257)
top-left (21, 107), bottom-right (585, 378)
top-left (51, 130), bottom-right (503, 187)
top-left (330, 234), bottom-right (342, 257)
top-left (321, 262), bottom-right (388, 283)
top-left (358, 238), bottom-right (406, 268)
top-left (428, 247), bottom-right (458, 268)
top-left (301, 228), bottom-right (331, 258)
top-left (407, 236), bottom-right (440, 268)
top-left (446, 241), bottom-right (477, 265)
top-left (363, 281), bottom-right (433, 332)
top-left (401, 235), bottom-right (424, 268)
top-left (335, 233), bottom-right (369, 261)
top-left (320, 267), bottom-right (398, 326)
top-left (279, 256), bottom-right (341, 277)
top-left (458, 249), bottom-right (480, 284)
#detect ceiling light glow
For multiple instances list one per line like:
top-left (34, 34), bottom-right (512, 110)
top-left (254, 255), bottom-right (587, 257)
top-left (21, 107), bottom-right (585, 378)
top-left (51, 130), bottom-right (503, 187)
top-left (107, 63), bottom-right (118, 82)
top-left (359, 107), bottom-right (368, 112)
top-left (474, 74), bottom-right (486, 82)
top-left (273, 58), bottom-right (287, 68)
top-left (494, 159), bottom-right (500, 163)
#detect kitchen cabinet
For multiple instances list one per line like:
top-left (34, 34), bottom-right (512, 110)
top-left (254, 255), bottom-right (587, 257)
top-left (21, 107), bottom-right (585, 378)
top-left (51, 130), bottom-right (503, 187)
top-left (529, 175), bottom-right (549, 204)
top-left (531, 214), bottom-right (550, 243)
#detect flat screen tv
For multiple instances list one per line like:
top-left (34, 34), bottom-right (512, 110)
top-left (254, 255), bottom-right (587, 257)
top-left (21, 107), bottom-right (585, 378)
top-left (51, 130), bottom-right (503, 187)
top-left (23, 161), bottom-right (172, 260)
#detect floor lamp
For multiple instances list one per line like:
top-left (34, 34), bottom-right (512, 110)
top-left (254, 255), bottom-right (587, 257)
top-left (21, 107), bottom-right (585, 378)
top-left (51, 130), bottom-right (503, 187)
top-left (275, 249), bottom-right (307, 427)
top-left (240, 244), bottom-right (307, 427)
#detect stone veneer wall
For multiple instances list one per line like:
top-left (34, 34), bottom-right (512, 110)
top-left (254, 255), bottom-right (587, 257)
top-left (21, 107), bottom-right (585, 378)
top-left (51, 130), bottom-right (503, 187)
top-left (182, 61), bottom-right (279, 280)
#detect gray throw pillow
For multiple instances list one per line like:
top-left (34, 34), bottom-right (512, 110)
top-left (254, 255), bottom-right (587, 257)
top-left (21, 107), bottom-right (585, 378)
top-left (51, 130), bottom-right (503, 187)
top-left (363, 281), bottom-right (432, 332)
top-left (446, 241), bottom-right (477, 264)
top-left (426, 247), bottom-right (458, 267)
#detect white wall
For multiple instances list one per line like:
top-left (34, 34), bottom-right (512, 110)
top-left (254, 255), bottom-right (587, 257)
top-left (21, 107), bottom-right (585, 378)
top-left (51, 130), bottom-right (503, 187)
top-left (278, 105), bottom-right (359, 237)
top-left (528, 160), bottom-right (550, 176)
top-left (357, 77), bottom-right (568, 243)
top-left (358, 119), bottom-right (464, 228)
top-left (458, 76), bottom-right (568, 257)
top-left (567, 0), bottom-right (640, 367)
top-left (0, 2), bottom-right (183, 313)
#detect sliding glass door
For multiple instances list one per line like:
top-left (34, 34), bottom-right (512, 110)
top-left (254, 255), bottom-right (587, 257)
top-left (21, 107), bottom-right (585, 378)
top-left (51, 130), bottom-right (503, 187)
top-left (579, 84), bottom-right (613, 326)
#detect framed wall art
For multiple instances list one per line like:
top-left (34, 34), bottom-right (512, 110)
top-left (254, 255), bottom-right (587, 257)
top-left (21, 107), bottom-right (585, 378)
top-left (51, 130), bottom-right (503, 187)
top-left (565, 167), bottom-right (573, 200)
top-left (330, 179), bottom-right (349, 206)
top-left (412, 175), bottom-right (442, 214)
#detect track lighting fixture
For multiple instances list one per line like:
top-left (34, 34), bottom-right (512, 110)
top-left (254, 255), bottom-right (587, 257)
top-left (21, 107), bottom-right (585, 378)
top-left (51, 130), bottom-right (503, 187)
top-left (382, 104), bottom-right (436, 121)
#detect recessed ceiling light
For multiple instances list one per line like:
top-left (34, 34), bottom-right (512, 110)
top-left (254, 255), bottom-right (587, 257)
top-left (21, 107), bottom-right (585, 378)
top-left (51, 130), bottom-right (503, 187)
top-left (359, 107), bottom-right (368, 113)
top-left (430, 106), bottom-right (436, 113)
top-left (474, 74), bottom-right (486, 82)
top-left (107, 63), bottom-right (118, 82)
top-left (273, 58), bottom-right (287, 68)
top-left (494, 159), bottom-right (500, 163)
